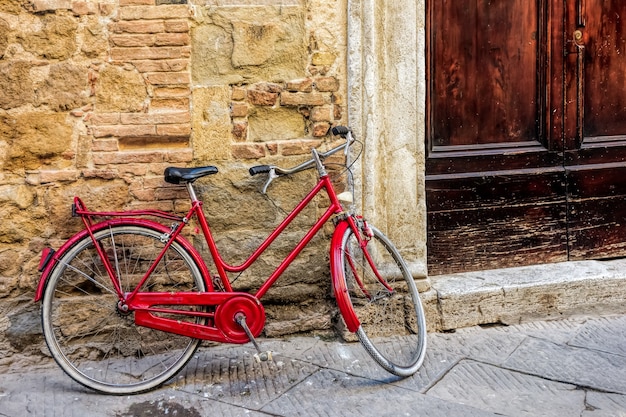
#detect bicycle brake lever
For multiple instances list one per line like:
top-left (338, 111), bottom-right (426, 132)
top-left (262, 168), bottom-right (279, 194)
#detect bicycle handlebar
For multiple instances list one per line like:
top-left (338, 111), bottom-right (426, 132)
top-left (249, 126), bottom-right (354, 178)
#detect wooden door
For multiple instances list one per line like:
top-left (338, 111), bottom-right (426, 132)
top-left (565, 1), bottom-right (626, 260)
top-left (426, 0), bottom-right (626, 275)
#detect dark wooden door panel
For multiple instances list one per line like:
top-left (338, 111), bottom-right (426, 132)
top-left (567, 166), bottom-right (626, 259)
top-left (583, 4), bottom-right (626, 139)
top-left (428, 204), bottom-right (568, 274)
top-left (564, 1), bottom-right (626, 259)
top-left (430, 0), bottom-right (541, 147)
top-left (427, 171), bottom-right (567, 274)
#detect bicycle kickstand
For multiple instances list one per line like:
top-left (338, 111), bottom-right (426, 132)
top-left (234, 313), bottom-right (273, 363)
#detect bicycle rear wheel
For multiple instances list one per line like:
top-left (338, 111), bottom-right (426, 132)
top-left (338, 222), bottom-right (426, 376)
top-left (41, 224), bottom-right (206, 394)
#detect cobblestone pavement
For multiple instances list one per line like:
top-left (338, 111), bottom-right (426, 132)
top-left (1, 314), bottom-right (625, 417)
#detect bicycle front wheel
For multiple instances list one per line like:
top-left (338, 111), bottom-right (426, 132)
top-left (338, 223), bottom-right (426, 376)
top-left (41, 224), bottom-right (206, 394)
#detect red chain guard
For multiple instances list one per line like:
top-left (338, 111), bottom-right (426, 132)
top-left (129, 292), bottom-right (266, 344)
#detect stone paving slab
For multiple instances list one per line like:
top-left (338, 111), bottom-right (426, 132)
top-left (569, 314), bottom-right (626, 356)
top-left (426, 360), bottom-right (585, 417)
top-left (260, 367), bottom-right (499, 417)
top-left (584, 392), bottom-right (626, 417)
top-left (503, 337), bottom-right (626, 394)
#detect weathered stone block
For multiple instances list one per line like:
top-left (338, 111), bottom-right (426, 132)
top-left (191, 86), bottom-right (231, 161)
top-left (0, 112), bottom-right (73, 170)
top-left (192, 6), bottom-right (307, 84)
top-left (35, 62), bottom-right (90, 111)
top-left (248, 106), bottom-right (305, 142)
top-left (19, 14), bottom-right (78, 60)
top-left (95, 65), bottom-right (147, 112)
top-left (80, 16), bottom-right (109, 58)
top-left (0, 61), bottom-right (34, 109)
top-left (0, 19), bottom-right (9, 59)
top-left (231, 21), bottom-right (280, 67)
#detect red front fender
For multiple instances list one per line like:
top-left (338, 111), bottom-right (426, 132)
top-left (330, 220), bottom-right (360, 333)
top-left (34, 219), bottom-right (212, 302)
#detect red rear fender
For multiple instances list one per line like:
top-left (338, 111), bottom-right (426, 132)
top-left (34, 219), bottom-right (211, 302)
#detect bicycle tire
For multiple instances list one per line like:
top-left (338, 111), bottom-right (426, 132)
top-left (338, 223), bottom-right (426, 376)
top-left (41, 224), bottom-right (206, 394)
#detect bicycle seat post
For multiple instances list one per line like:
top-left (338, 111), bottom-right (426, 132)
top-left (186, 182), bottom-right (199, 202)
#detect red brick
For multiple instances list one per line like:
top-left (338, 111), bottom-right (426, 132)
top-left (255, 82), bottom-right (283, 93)
top-left (32, 0), bottom-right (71, 12)
top-left (153, 86), bottom-right (190, 98)
top-left (232, 143), bottom-right (266, 159)
top-left (164, 20), bottom-right (189, 33)
top-left (286, 78), bottom-right (313, 92)
top-left (90, 113), bottom-right (121, 125)
top-left (315, 77), bottom-right (339, 92)
top-left (132, 59), bottom-right (188, 72)
top-left (155, 33), bottom-right (190, 46)
top-left (118, 5), bottom-right (190, 21)
top-left (120, 111), bottom-right (190, 124)
top-left (131, 187), bottom-right (158, 201)
top-left (150, 98), bottom-right (190, 110)
top-left (312, 122), bottom-right (331, 137)
top-left (281, 92), bottom-right (326, 106)
top-left (119, 0), bottom-right (155, 5)
top-left (165, 148), bottom-right (193, 163)
top-left (156, 124), bottom-right (191, 137)
top-left (279, 139), bottom-right (321, 156)
top-left (232, 122), bottom-right (248, 141)
top-left (93, 150), bottom-right (165, 165)
top-left (39, 169), bottom-right (79, 184)
top-left (145, 72), bottom-right (190, 85)
top-left (81, 169), bottom-right (117, 180)
top-left (230, 103), bottom-right (248, 118)
top-left (232, 87), bottom-right (247, 101)
top-left (92, 139), bottom-right (119, 152)
top-left (334, 104), bottom-right (343, 120)
top-left (72, 1), bottom-right (97, 15)
top-left (110, 20), bottom-right (166, 34)
top-left (266, 143), bottom-right (278, 155)
top-left (110, 46), bottom-right (191, 61)
top-left (117, 163), bottom-right (149, 176)
top-left (91, 124), bottom-right (157, 138)
top-left (99, 3), bottom-right (116, 16)
top-left (110, 34), bottom-right (156, 47)
top-left (310, 106), bottom-right (333, 122)
top-left (248, 89), bottom-right (278, 106)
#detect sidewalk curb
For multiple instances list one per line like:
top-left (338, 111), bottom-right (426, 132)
top-left (424, 258), bottom-right (626, 331)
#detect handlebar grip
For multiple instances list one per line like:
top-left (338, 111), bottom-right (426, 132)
top-left (249, 165), bottom-right (272, 176)
top-left (331, 126), bottom-right (351, 137)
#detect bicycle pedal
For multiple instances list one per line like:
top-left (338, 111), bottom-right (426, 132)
top-left (254, 351), bottom-right (273, 363)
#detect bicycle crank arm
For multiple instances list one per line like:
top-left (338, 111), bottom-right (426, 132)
top-left (127, 292), bottom-right (266, 344)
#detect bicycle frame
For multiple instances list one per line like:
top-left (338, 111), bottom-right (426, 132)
top-left (35, 168), bottom-right (361, 344)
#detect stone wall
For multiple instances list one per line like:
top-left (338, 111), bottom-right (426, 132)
top-left (0, 0), bottom-right (348, 364)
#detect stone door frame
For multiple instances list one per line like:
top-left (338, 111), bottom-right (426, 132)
top-left (347, 0), bottom-right (428, 285)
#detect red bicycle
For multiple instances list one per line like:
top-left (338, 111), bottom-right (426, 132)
top-left (34, 126), bottom-right (427, 395)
